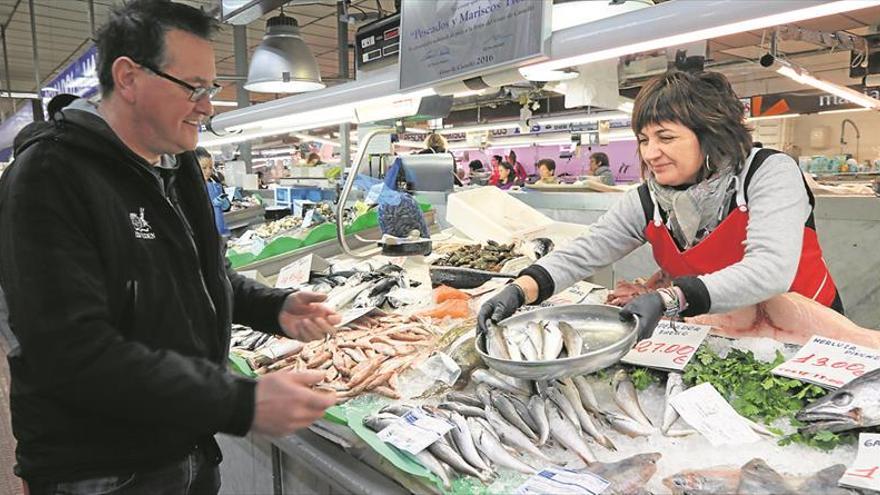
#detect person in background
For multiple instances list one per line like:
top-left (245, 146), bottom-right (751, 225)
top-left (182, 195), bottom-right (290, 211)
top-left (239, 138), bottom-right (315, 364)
top-left (11, 94), bottom-right (80, 159)
top-left (536, 158), bottom-right (557, 184)
top-left (589, 152), bottom-right (616, 185)
top-left (496, 161), bottom-right (517, 190)
top-left (416, 133), bottom-right (448, 154)
top-left (508, 150), bottom-right (528, 184)
top-left (488, 154), bottom-right (503, 185)
top-left (255, 170), bottom-right (269, 189)
top-left (0, 2), bottom-right (340, 493)
top-left (468, 159), bottom-right (485, 173)
top-left (197, 146), bottom-right (231, 236)
top-left (479, 69), bottom-right (842, 350)
top-left (305, 152), bottom-right (323, 167)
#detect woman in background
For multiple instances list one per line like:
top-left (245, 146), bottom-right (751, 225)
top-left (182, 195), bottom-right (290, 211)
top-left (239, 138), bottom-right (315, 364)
top-left (196, 147), bottom-right (231, 236)
top-left (589, 152), bottom-right (616, 185)
top-left (495, 161), bottom-right (517, 190)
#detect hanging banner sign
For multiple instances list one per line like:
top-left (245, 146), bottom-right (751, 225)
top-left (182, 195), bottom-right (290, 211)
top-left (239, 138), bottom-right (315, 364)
top-left (399, 0), bottom-right (549, 91)
top-left (748, 84), bottom-right (880, 118)
top-left (40, 45), bottom-right (100, 102)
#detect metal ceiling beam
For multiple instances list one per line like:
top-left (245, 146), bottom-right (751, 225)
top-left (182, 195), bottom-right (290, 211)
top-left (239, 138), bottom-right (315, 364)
top-left (337, 0), bottom-right (351, 167)
top-left (27, 0), bottom-right (39, 94)
top-left (1, 25), bottom-right (13, 111)
top-left (1, 0), bottom-right (23, 31)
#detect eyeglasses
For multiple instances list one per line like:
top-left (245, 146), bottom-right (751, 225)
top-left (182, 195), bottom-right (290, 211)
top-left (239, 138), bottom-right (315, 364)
top-left (137, 62), bottom-right (222, 102)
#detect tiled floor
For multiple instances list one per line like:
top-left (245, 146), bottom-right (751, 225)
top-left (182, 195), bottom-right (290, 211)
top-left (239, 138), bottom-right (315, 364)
top-left (0, 337), bottom-right (24, 495)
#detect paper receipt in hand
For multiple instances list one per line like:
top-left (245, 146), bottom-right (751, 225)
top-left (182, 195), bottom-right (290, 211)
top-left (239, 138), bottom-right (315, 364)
top-left (669, 382), bottom-right (761, 446)
top-left (377, 407), bottom-right (454, 455)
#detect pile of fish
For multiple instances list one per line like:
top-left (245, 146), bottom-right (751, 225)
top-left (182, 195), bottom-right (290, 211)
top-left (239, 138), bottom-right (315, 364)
top-left (361, 367), bottom-right (684, 492)
top-left (230, 324), bottom-right (304, 369)
top-left (484, 319), bottom-right (585, 361)
top-left (305, 263), bottom-right (417, 311)
top-left (253, 314), bottom-right (440, 400)
top-left (432, 240), bottom-right (518, 272)
top-left (664, 459), bottom-right (855, 495)
top-left (364, 398), bottom-right (661, 494)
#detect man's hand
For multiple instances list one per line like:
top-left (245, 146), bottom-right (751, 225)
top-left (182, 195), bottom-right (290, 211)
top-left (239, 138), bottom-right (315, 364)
top-left (619, 292), bottom-right (664, 340)
top-left (251, 370), bottom-right (338, 436)
top-left (278, 291), bottom-right (341, 341)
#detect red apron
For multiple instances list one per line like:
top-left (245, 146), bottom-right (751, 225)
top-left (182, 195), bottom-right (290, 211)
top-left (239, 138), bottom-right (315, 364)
top-left (644, 171), bottom-right (838, 308)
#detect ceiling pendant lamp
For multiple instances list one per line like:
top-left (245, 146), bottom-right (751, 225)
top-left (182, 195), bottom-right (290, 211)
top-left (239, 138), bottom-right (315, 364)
top-left (245, 12), bottom-right (325, 93)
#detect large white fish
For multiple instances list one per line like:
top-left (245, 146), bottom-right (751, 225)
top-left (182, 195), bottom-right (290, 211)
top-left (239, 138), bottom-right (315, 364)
top-left (525, 321), bottom-right (544, 359)
top-left (546, 402), bottom-right (597, 465)
top-left (612, 369), bottom-right (654, 427)
top-left (545, 386), bottom-right (582, 435)
top-left (528, 395), bottom-right (550, 446)
top-left (486, 322), bottom-right (510, 360)
top-left (471, 369), bottom-right (529, 396)
top-left (604, 411), bottom-right (654, 438)
top-left (468, 417), bottom-right (538, 475)
top-left (559, 378), bottom-right (616, 451)
top-left (447, 411), bottom-right (492, 473)
top-left (572, 375), bottom-right (608, 416)
top-left (485, 406), bottom-right (550, 462)
top-left (542, 321), bottom-right (564, 360)
top-left (559, 321), bottom-right (585, 357)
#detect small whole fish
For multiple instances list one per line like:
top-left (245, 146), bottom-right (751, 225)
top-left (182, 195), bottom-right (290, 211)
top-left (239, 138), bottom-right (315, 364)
top-left (612, 369), bottom-right (654, 427)
top-left (485, 406), bottom-right (550, 462)
top-left (604, 411), bottom-right (654, 438)
top-left (559, 378), bottom-right (616, 450)
top-left (504, 331), bottom-right (523, 361)
top-left (486, 322), bottom-right (511, 360)
top-left (525, 321), bottom-right (544, 359)
top-left (447, 411), bottom-right (493, 474)
top-left (476, 383), bottom-right (492, 408)
top-left (491, 392), bottom-right (538, 440)
top-left (506, 393), bottom-right (540, 434)
top-left (427, 436), bottom-right (492, 483)
top-left (736, 458), bottom-right (795, 495)
top-left (546, 401), bottom-right (596, 465)
top-left (545, 386), bottom-right (583, 435)
top-left (471, 369), bottom-right (529, 396)
top-left (528, 395), bottom-right (550, 446)
top-left (437, 402), bottom-right (487, 418)
top-left (663, 466), bottom-right (741, 495)
top-left (572, 375), bottom-right (607, 416)
top-left (558, 321), bottom-right (585, 358)
top-left (415, 449), bottom-right (452, 490)
top-left (511, 327), bottom-right (540, 361)
top-left (468, 417), bottom-right (537, 475)
top-left (445, 392), bottom-right (483, 409)
top-left (662, 372), bottom-right (686, 434)
top-left (796, 367), bottom-right (880, 434)
top-left (542, 321), bottom-right (564, 360)
top-left (584, 453), bottom-right (662, 495)
top-left (380, 404), bottom-right (414, 416)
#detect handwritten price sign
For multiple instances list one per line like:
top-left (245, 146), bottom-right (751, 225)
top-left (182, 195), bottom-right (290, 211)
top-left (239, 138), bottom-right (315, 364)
top-left (771, 335), bottom-right (880, 389)
top-left (621, 320), bottom-right (710, 371)
top-left (840, 433), bottom-right (880, 492)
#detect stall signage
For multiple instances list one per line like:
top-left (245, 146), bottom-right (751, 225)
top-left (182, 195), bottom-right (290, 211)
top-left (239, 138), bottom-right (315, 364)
top-left (515, 468), bottom-right (611, 495)
top-left (621, 321), bottom-right (709, 371)
top-left (399, 0), bottom-right (549, 91)
top-left (749, 85), bottom-right (880, 118)
top-left (670, 382), bottom-right (761, 446)
top-left (840, 433), bottom-right (880, 492)
top-left (275, 254), bottom-right (329, 289)
top-left (771, 335), bottom-right (880, 389)
top-left (377, 407), bottom-right (454, 454)
top-left (40, 45), bottom-right (99, 102)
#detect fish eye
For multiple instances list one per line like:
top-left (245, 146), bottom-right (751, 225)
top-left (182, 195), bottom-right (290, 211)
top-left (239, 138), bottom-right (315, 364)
top-left (832, 392), bottom-right (853, 407)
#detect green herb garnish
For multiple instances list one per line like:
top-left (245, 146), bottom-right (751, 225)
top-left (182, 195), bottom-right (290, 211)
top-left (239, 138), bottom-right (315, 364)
top-left (628, 367), bottom-right (662, 391)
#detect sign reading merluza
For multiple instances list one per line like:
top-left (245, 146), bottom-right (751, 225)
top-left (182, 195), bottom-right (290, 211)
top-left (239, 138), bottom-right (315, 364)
top-left (399, 0), bottom-right (548, 91)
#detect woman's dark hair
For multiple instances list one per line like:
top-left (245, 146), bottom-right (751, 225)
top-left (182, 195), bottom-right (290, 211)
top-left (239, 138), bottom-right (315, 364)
top-left (498, 161), bottom-right (515, 184)
top-left (632, 70), bottom-right (752, 179)
top-left (589, 152), bottom-right (609, 168)
top-left (492, 155), bottom-right (503, 164)
top-left (96, 0), bottom-right (219, 95)
top-left (508, 150), bottom-right (517, 162)
top-left (536, 158), bottom-right (556, 173)
top-left (468, 159), bottom-right (484, 172)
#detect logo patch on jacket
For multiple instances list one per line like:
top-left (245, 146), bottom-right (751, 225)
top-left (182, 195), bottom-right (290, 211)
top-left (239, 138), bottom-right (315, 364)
top-left (130, 208), bottom-right (156, 239)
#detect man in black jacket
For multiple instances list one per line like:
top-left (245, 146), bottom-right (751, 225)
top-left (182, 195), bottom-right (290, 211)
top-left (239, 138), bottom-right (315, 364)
top-left (0, 1), bottom-right (340, 493)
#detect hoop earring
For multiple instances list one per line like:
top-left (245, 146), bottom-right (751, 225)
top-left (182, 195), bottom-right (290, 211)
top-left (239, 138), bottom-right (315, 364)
top-left (705, 155), bottom-right (711, 172)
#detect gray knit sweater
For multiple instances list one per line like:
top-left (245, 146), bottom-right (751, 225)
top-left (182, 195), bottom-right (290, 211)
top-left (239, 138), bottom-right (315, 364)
top-left (530, 149), bottom-right (811, 314)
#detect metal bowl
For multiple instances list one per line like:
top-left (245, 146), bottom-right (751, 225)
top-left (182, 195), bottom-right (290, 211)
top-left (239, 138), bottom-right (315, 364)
top-left (475, 304), bottom-right (639, 381)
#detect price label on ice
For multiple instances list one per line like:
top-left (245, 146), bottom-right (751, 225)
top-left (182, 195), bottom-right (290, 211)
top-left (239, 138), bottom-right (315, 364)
top-left (771, 335), bottom-right (880, 389)
top-left (376, 407), bottom-right (454, 455)
top-left (516, 468), bottom-right (611, 495)
top-left (840, 433), bottom-right (880, 492)
top-left (669, 382), bottom-right (761, 446)
top-left (621, 320), bottom-right (709, 371)
top-left (275, 255), bottom-right (314, 289)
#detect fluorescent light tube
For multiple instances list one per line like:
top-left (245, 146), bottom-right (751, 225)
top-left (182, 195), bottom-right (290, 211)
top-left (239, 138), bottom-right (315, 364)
top-left (532, 111), bottom-right (630, 126)
top-left (761, 54), bottom-right (880, 110)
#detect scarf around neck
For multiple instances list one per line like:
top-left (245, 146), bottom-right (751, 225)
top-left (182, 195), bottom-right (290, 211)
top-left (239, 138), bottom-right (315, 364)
top-left (647, 167), bottom-right (736, 249)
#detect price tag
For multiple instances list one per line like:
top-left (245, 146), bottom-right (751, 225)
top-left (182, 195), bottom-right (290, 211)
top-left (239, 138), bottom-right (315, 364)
top-left (771, 335), bottom-right (880, 389)
top-left (275, 255), bottom-right (314, 289)
top-left (620, 321), bottom-right (710, 371)
top-left (669, 382), bottom-right (761, 446)
top-left (376, 407), bottom-right (454, 455)
top-left (249, 235), bottom-right (266, 256)
top-left (544, 281), bottom-right (603, 306)
top-left (515, 469), bottom-right (610, 495)
top-left (302, 209), bottom-right (316, 229)
top-left (840, 433), bottom-right (880, 492)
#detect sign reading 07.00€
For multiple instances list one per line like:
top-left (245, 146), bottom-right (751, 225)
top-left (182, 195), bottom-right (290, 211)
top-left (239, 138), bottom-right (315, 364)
top-left (398, 0), bottom-right (549, 91)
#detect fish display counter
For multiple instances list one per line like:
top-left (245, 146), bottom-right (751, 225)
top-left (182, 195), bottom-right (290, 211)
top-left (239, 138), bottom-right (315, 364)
top-left (217, 229), bottom-right (876, 494)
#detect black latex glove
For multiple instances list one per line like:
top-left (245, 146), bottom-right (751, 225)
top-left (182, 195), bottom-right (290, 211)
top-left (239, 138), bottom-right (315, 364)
top-left (477, 284), bottom-right (525, 337)
top-left (619, 292), bottom-right (664, 340)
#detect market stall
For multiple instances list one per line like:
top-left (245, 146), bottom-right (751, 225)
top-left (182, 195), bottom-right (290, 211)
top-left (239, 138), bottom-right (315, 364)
top-left (215, 187), bottom-right (875, 495)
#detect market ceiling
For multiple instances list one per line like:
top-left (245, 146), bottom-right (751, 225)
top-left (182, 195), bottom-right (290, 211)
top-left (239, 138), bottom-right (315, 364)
top-left (0, 0), bottom-right (879, 122)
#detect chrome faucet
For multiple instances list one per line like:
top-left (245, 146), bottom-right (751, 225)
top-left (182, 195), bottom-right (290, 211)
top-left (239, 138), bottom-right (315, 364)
top-left (840, 118), bottom-right (860, 161)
